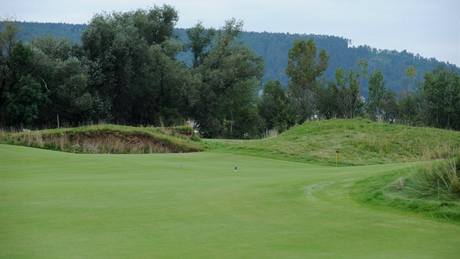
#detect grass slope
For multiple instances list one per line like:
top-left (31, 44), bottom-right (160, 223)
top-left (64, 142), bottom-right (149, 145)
top-left (207, 119), bottom-right (460, 165)
top-left (352, 160), bottom-right (460, 222)
top-left (0, 124), bottom-right (202, 153)
top-left (1, 144), bottom-right (460, 258)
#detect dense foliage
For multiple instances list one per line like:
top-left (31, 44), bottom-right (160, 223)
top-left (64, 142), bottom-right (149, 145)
top-left (1, 6), bottom-right (460, 136)
top-left (2, 21), bottom-right (459, 95)
top-left (188, 19), bottom-right (264, 138)
top-left (80, 6), bottom-right (195, 125)
top-left (0, 7), bottom-right (264, 138)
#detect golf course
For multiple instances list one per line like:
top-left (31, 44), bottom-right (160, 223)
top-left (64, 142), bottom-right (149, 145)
top-left (1, 120), bottom-right (460, 258)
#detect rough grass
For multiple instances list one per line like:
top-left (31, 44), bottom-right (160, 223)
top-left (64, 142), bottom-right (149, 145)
top-left (401, 156), bottom-right (460, 199)
top-left (206, 118), bottom-right (460, 165)
top-left (352, 159), bottom-right (460, 223)
top-left (0, 124), bottom-right (202, 154)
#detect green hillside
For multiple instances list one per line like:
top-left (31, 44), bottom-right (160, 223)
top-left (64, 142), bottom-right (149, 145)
top-left (2, 21), bottom-right (459, 95)
top-left (207, 119), bottom-right (460, 165)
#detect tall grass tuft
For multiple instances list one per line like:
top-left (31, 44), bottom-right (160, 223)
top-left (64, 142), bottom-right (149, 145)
top-left (397, 154), bottom-right (460, 200)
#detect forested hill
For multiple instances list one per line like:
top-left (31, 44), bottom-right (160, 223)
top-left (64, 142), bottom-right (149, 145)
top-left (3, 21), bottom-right (459, 95)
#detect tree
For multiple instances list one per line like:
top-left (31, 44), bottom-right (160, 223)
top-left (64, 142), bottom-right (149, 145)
top-left (317, 82), bottom-right (338, 119)
top-left (4, 75), bottom-right (46, 127)
top-left (398, 91), bottom-right (422, 125)
top-left (382, 90), bottom-right (398, 122)
top-left (346, 70), bottom-right (363, 118)
top-left (317, 68), bottom-right (362, 119)
top-left (357, 59), bottom-right (369, 96)
top-left (334, 68), bottom-right (362, 118)
top-left (82, 5), bottom-right (193, 125)
top-left (186, 22), bottom-right (215, 67)
top-left (367, 71), bottom-right (386, 120)
top-left (258, 80), bottom-right (292, 132)
top-left (421, 67), bottom-right (460, 129)
top-left (0, 40), bottom-right (53, 127)
top-left (0, 22), bottom-right (19, 122)
top-left (27, 37), bottom-right (102, 126)
top-left (192, 19), bottom-right (264, 138)
top-left (286, 39), bottom-right (328, 123)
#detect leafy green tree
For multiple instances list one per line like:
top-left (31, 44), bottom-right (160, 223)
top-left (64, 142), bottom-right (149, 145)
top-left (192, 19), bottom-right (263, 138)
top-left (27, 37), bottom-right (100, 125)
top-left (422, 67), bottom-right (460, 129)
top-left (382, 90), bottom-right (398, 122)
top-left (367, 71), bottom-right (386, 120)
top-left (52, 57), bottom-right (94, 122)
top-left (0, 22), bottom-right (19, 119)
top-left (398, 91), bottom-right (422, 125)
top-left (317, 68), bottom-right (362, 119)
top-left (286, 39), bottom-right (328, 122)
top-left (258, 80), bottom-right (292, 132)
top-left (4, 75), bottom-right (46, 127)
top-left (347, 71), bottom-right (363, 118)
top-left (333, 68), bottom-right (346, 117)
top-left (0, 41), bottom-right (51, 127)
top-left (31, 36), bottom-right (79, 60)
top-left (357, 59), bottom-right (369, 96)
top-left (335, 68), bottom-right (363, 118)
top-left (82, 5), bottom-right (193, 125)
top-left (186, 22), bottom-right (215, 67)
top-left (317, 82), bottom-right (339, 119)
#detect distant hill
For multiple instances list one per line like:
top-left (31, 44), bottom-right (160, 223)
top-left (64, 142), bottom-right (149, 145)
top-left (2, 21), bottom-right (459, 95)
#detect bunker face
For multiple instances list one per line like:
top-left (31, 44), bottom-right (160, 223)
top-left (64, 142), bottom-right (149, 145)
top-left (5, 128), bottom-right (201, 154)
top-left (1, 144), bottom-right (459, 258)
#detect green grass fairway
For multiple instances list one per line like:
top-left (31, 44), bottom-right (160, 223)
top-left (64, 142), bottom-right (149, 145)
top-left (1, 144), bottom-right (460, 258)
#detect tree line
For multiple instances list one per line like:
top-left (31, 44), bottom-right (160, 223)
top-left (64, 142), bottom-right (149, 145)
top-left (1, 5), bottom-right (459, 137)
top-left (260, 43), bottom-right (460, 132)
top-left (5, 21), bottom-right (459, 95)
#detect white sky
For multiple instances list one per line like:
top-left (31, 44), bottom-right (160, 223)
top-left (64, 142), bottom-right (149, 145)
top-left (2, 0), bottom-right (459, 66)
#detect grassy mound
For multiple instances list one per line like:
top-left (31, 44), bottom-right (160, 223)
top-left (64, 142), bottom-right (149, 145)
top-left (0, 124), bottom-right (202, 154)
top-left (207, 118), bottom-right (460, 165)
top-left (352, 158), bottom-right (460, 223)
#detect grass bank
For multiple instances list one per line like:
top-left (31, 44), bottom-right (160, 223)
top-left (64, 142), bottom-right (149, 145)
top-left (206, 118), bottom-right (460, 165)
top-left (0, 124), bottom-right (202, 154)
top-left (352, 158), bottom-right (460, 223)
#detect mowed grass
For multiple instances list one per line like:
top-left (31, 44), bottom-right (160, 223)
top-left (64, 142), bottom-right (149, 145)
top-left (1, 144), bottom-right (460, 258)
top-left (206, 119), bottom-right (460, 165)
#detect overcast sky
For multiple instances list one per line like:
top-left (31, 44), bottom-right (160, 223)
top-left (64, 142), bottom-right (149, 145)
top-left (2, 0), bottom-right (459, 66)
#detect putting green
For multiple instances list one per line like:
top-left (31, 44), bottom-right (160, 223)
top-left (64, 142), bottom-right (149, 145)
top-left (1, 144), bottom-right (459, 258)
